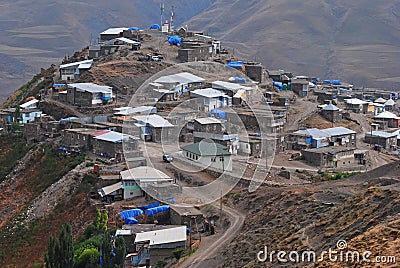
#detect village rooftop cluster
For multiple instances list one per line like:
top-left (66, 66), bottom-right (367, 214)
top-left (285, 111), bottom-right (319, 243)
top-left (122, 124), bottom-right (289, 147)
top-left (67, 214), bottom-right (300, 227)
top-left (1, 21), bottom-right (399, 267)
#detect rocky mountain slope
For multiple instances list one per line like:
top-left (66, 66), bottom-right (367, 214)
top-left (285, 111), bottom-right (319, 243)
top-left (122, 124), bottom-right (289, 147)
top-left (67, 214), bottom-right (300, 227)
top-left (185, 0), bottom-right (400, 89)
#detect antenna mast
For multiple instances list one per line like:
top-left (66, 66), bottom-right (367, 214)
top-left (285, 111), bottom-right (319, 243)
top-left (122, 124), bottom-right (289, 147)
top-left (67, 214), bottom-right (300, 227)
top-left (160, 3), bottom-right (165, 27)
top-left (170, 5), bottom-right (175, 31)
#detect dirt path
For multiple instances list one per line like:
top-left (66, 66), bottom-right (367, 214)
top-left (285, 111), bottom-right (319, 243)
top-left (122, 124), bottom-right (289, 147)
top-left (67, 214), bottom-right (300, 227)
top-left (178, 203), bottom-right (245, 268)
top-left (285, 97), bottom-right (319, 132)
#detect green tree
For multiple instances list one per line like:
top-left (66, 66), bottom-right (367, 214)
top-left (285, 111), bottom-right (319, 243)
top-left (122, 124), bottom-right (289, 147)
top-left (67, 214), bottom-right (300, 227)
top-left (59, 223), bottom-right (74, 268)
top-left (44, 223), bottom-right (74, 268)
top-left (44, 235), bottom-right (58, 268)
top-left (94, 209), bottom-right (101, 231)
top-left (75, 247), bottom-right (100, 268)
top-left (101, 232), bottom-right (113, 268)
top-left (100, 210), bottom-right (108, 234)
top-left (114, 236), bottom-right (126, 268)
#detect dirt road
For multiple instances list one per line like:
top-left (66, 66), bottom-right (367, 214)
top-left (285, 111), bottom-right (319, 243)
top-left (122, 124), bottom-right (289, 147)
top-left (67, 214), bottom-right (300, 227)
top-left (179, 202), bottom-right (245, 268)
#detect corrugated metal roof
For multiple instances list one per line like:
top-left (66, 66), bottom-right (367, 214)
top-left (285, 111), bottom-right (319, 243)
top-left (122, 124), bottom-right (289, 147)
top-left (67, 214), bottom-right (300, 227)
top-left (194, 117), bottom-right (221, 125)
top-left (375, 111), bottom-right (400, 119)
top-left (68, 83), bottom-right (112, 93)
top-left (114, 106), bottom-right (156, 116)
top-left (294, 128), bottom-right (328, 139)
top-left (93, 130), bottom-right (138, 143)
top-left (20, 99), bottom-right (39, 109)
top-left (120, 166), bottom-right (170, 180)
top-left (132, 114), bottom-right (174, 128)
top-left (115, 229), bottom-right (132, 236)
top-left (115, 37), bottom-right (141, 45)
top-left (366, 131), bottom-right (398, 138)
top-left (212, 81), bottom-right (251, 91)
top-left (190, 88), bottom-right (227, 98)
top-left (345, 98), bottom-right (367, 105)
top-left (374, 97), bottom-right (386, 104)
top-left (322, 104), bottom-right (339, 111)
top-left (385, 99), bottom-right (395, 106)
top-left (134, 226), bottom-right (187, 246)
top-left (60, 59), bottom-right (93, 69)
top-left (323, 126), bottom-right (356, 136)
top-left (98, 182), bottom-right (122, 197)
top-left (154, 72), bottom-right (205, 84)
top-left (100, 27), bottom-right (129, 35)
top-left (294, 127), bottom-right (355, 139)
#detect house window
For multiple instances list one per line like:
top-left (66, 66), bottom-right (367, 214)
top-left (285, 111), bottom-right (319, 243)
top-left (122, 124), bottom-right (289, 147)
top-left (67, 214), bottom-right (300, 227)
top-left (211, 157), bottom-right (216, 162)
top-left (220, 156), bottom-right (224, 162)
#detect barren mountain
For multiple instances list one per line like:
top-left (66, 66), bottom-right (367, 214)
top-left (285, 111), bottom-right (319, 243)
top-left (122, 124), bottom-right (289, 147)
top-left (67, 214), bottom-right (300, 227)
top-left (0, 0), bottom-right (215, 102)
top-left (186, 0), bottom-right (400, 89)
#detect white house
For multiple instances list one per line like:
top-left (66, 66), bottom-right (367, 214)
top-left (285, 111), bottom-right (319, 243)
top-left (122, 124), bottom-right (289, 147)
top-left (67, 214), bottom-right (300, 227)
top-left (20, 109), bottom-right (43, 124)
top-left (212, 80), bottom-right (253, 96)
top-left (152, 72), bottom-right (206, 100)
top-left (154, 72), bottom-right (205, 88)
top-left (120, 166), bottom-right (173, 199)
top-left (134, 226), bottom-right (187, 248)
top-left (67, 83), bottom-right (113, 106)
top-left (99, 27), bottom-right (129, 42)
top-left (59, 59), bottom-right (93, 81)
top-left (132, 114), bottom-right (174, 142)
top-left (181, 141), bottom-right (232, 171)
top-left (190, 88), bottom-right (232, 112)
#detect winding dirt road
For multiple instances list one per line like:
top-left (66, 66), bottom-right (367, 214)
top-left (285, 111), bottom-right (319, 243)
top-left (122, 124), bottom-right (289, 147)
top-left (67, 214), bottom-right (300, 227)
top-left (179, 203), bottom-right (245, 268)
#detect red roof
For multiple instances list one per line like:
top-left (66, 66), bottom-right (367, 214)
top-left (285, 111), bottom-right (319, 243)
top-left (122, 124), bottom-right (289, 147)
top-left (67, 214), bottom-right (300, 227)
top-left (92, 130), bottom-right (111, 137)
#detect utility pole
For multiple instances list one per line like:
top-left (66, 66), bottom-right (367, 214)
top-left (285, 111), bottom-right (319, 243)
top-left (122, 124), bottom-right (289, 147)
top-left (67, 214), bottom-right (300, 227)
top-left (219, 189), bottom-right (222, 225)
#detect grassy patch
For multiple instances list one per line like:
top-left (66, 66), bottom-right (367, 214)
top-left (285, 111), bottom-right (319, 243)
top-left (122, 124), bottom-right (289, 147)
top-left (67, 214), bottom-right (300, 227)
top-left (28, 146), bottom-right (85, 197)
top-left (0, 133), bottom-right (32, 182)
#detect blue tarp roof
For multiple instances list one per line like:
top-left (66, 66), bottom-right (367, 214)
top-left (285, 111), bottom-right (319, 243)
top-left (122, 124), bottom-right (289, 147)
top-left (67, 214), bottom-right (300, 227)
top-left (168, 35), bottom-right (182, 45)
top-left (138, 202), bottom-right (160, 210)
top-left (226, 61), bottom-right (243, 69)
top-left (128, 27), bottom-right (140, 31)
top-left (120, 209), bottom-right (143, 220)
top-left (209, 109), bottom-right (227, 119)
top-left (231, 77), bottom-right (247, 83)
top-left (145, 205), bottom-right (170, 217)
top-left (150, 24), bottom-right (161, 29)
top-left (273, 81), bottom-right (283, 90)
top-left (59, 117), bottom-right (79, 123)
top-left (53, 83), bottom-right (67, 87)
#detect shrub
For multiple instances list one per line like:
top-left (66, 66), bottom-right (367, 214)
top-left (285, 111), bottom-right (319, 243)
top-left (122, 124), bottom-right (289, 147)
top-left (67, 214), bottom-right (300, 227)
top-left (172, 247), bottom-right (185, 260)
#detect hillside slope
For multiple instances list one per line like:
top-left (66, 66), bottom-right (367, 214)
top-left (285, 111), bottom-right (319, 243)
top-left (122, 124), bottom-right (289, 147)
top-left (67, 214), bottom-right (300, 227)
top-left (0, 0), bottom-right (215, 102)
top-left (221, 161), bottom-right (400, 267)
top-left (185, 0), bottom-right (400, 89)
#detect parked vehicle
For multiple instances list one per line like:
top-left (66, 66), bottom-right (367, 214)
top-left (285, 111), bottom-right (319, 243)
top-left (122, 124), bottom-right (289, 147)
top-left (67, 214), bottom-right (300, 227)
top-left (163, 154), bottom-right (173, 163)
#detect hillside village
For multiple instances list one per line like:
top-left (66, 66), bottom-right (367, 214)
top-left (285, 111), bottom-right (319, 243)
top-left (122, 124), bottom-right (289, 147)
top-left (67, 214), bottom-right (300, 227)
top-left (1, 22), bottom-right (400, 268)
